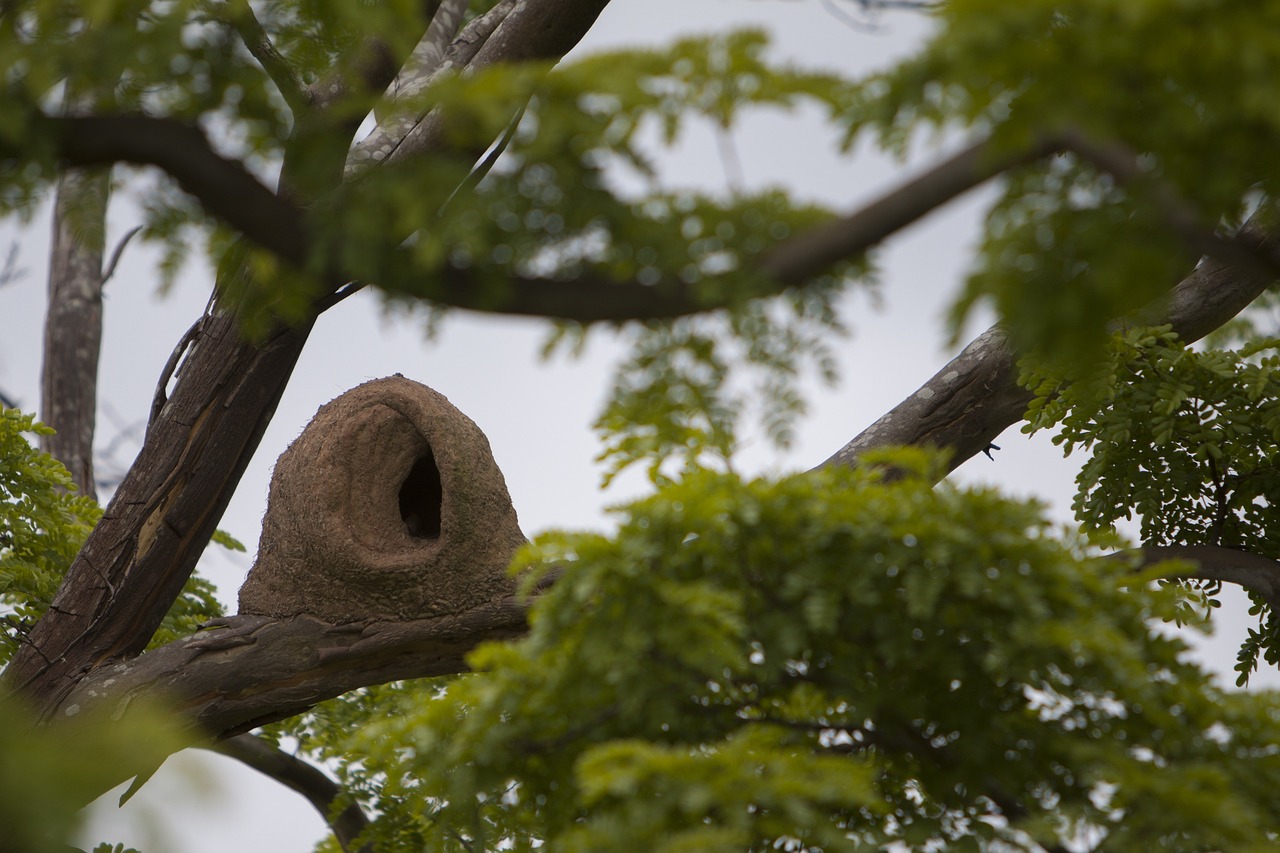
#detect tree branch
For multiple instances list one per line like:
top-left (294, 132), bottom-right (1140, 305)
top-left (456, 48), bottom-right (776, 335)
top-left (62, 600), bottom-right (531, 743)
top-left (222, 0), bottom-right (309, 116)
top-left (345, 0), bottom-right (517, 175)
top-left (1124, 545), bottom-right (1280, 611)
top-left (212, 733), bottom-right (372, 853)
top-left (379, 0), bottom-right (613, 168)
top-left (405, 131), bottom-right (1280, 322)
top-left (20, 113), bottom-right (308, 265)
top-left (819, 215), bottom-right (1278, 476)
top-left (42, 165), bottom-right (109, 501)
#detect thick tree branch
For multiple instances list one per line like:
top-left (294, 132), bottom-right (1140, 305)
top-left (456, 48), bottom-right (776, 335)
top-left (42, 166), bottom-right (108, 501)
top-left (344, 0), bottom-right (518, 174)
top-left (4, 308), bottom-right (316, 713)
top-left (407, 131), bottom-right (1280, 321)
top-left (412, 136), bottom-right (1052, 320)
top-left (62, 599), bottom-right (530, 742)
top-left (381, 0), bottom-right (612, 167)
top-left (213, 734), bottom-right (372, 853)
top-left (4, 0), bottom-right (614, 720)
top-left (819, 218), bottom-right (1277, 475)
top-left (1125, 545), bottom-right (1280, 612)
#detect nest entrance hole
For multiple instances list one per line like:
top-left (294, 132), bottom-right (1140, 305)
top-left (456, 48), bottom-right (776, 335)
top-left (399, 446), bottom-right (442, 539)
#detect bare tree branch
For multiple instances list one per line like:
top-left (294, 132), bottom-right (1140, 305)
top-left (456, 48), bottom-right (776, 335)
top-left (62, 600), bottom-right (530, 744)
top-left (19, 113), bottom-right (308, 264)
top-left (42, 163), bottom-right (109, 501)
top-left (382, 0), bottom-right (613, 167)
top-left (213, 733), bottom-right (372, 853)
top-left (345, 0), bottom-right (517, 175)
top-left (222, 0), bottom-right (309, 116)
top-left (1126, 545), bottom-right (1280, 612)
top-left (100, 225), bottom-right (141, 285)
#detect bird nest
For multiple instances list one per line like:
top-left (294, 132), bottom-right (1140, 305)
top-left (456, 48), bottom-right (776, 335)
top-left (238, 375), bottom-right (526, 623)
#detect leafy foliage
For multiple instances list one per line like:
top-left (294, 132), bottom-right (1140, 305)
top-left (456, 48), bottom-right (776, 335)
top-left (0, 408), bottom-right (228, 664)
top-left (1023, 327), bottom-right (1280, 684)
top-left (9, 1), bottom-right (1280, 851)
top-left (301, 458), bottom-right (1280, 851)
top-left (0, 408), bottom-right (101, 666)
top-left (849, 0), bottom-right (1280, 362)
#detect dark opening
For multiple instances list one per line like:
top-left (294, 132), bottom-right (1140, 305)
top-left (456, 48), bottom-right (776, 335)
top-left (399, 446), bottom-right (443, 539)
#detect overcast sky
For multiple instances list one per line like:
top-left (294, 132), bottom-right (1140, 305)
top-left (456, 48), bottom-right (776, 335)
top-left (0, 1), bottom-right (1272, 850)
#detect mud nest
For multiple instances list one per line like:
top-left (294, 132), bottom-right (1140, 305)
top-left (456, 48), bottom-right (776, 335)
top-left (238, 375), bottom-right (526, 622)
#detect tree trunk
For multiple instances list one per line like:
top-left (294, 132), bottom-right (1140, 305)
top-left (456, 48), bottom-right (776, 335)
top-left (5, 296), bottom-right (316, 717)
top-left (41, 167), bottom-right (108, 502)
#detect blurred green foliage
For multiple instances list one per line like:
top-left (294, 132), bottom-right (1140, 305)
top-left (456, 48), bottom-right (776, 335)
top-left (0, 694), bottom-right (180, 853)
top-left (6, 0), bottom-right (1280, 850)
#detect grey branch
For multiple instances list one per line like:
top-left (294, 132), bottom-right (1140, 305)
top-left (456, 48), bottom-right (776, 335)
top-left (345, 0), bottom-right (516, 175)
top-left (223, 1), bottom-right (308, 115)
top-left (101, 225), bottom-right (141, 285)
top-left (820, 214), bottom-right (1277, 476)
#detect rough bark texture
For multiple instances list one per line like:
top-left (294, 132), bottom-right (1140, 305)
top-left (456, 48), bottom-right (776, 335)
top-left (61, 600), bottom-right (530, 740)
top-left (821, 225), bottom-right (1277, 475)
top-left (6, 306), bottom-right (316, 714)
top-left (239, 376), bottom-right (526, 622)
top-left (41, 167), bottom-right (108, 501)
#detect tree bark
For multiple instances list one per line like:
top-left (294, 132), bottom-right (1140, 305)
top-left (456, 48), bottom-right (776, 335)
top-left (821, 219), bottom-right (1278, 476)
top-left (9, 3), bottom-right (1278, 822)
top-left (41, 167), bottom-right (109, 502)
top-left (6, 303), bottom-right (316, 716)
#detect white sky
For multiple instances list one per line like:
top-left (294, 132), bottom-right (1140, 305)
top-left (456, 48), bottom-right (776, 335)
top-left (0, 1), bottom-right (1272, 850)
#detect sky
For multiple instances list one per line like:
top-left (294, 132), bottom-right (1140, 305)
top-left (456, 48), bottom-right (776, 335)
top-left (0, 1), bottom-right (1273, 850)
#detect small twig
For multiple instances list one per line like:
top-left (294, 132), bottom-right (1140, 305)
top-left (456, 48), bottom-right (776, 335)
top-left (437, 100), bottom-right (528, 215)
top-left (0, 242), bottom-right (24, 287)
top-left (213, 733), bottom-right (373, 853)
top-left (148, 314), bottom-right (206, 431)
top-left (314, 280), bottom-right (368, 313)
top-left (101, 225), bottom-right (141, 285)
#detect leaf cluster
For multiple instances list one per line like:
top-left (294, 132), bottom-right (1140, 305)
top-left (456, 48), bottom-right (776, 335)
top-left (0, 408), bottom-right (228, 665)
top-left (847, 0), bottom-right (1280, 362)
top-left (1023, 328), bottom-right (1280, 684)
top-left (321, 458), bottom-right (1280, 851)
